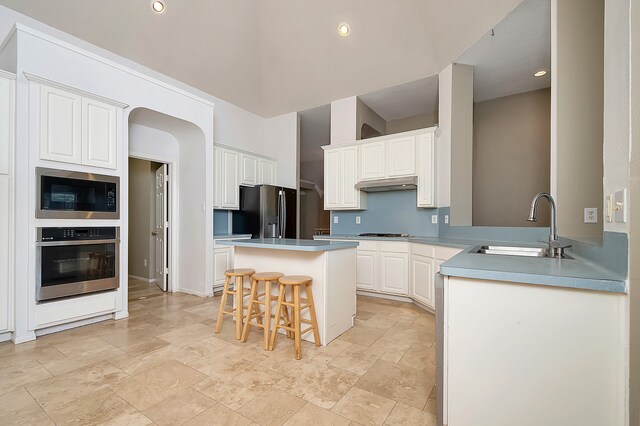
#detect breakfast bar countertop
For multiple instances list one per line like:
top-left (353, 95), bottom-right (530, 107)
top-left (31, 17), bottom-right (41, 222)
top-left (216, 238), bottom-right (359, 252)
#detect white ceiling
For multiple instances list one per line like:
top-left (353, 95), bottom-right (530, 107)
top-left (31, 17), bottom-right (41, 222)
top-left (358, 75), bottom-right (439, 121)
top-left (299, 104), bottom-right (331, 163)
top-left (456, 0), bottom-right (551, 102)
top-left (0, 0), bottom-right (524, 117)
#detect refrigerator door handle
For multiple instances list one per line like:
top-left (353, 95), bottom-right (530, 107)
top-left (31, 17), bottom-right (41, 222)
top-left (282, 191), bottom-right (287, 238)
top-left (277, 190), bottom-right (284, 238)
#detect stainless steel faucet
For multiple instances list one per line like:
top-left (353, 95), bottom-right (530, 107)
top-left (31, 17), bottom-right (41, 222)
top-left (527, 192), bottom-right (571, 258)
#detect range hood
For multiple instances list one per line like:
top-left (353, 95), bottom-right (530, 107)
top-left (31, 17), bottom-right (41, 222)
top-left (354, 176), bottom-right (417, 192)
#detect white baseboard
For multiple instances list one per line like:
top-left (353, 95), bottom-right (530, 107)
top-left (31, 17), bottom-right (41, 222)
top-left (0, 331), bottom-right (12, 343)
top-left (128, 275), bottom-right (157, 283)
top-left (177, 287), bottom-right (209, 298)
top-left (35, 314), bottom-right (112, 337)
top-left (356, 290), bottom-right (413, 303)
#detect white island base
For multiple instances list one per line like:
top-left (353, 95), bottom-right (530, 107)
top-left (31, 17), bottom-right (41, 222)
top-left (223, 240), bottom-right (358, 346)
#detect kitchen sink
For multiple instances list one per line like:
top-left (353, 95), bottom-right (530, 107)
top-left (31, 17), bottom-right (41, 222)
top-left (472, 245), bottom-right (572, 259)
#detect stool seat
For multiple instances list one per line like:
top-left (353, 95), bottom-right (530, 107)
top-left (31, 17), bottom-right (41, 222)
top-left (252, 272), bottom-right (284, 281)
top-left (279, 275), bottom-right (312, 285)
top-left (225, 268), bottom-right (255, 277)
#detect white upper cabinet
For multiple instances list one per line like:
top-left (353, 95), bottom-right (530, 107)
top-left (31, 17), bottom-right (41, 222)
top-left (221, 149), bottom-right (239, 209)
top-left (39, 82), bottom-right (120, 169)
top-left (40, 85), bottom-right (82, 165)
top-left (81, 97), bottom-right (117, 169)
top-left (387, 135), bottom-right (416, 177)
top-left (259, 158), bottom-right (275, 185)
top-left (324, 145), bottom-right (366, 210)
top-left (0, 73), bottom-right (14, 175)
top-left (417, 132), bottom-right (436, 207)
top-left (240, 154), bottom-right (258, 186)
top-left (359, 141), bottom-right (386, 180)
top-left (213, 147), bottom-right (222, 209)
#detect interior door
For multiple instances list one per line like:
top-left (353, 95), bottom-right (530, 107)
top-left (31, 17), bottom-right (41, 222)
top-left (153, 165), bottom-right (168, 291)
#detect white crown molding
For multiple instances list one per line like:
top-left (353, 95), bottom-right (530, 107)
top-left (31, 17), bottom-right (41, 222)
top-left (14, 23), bottom-right (216, 110)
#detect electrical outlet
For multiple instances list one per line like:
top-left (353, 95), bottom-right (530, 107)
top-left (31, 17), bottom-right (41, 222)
top-left (444, 215), bottom-right (449, 224)
top-left (355, 216), bottom-right (361, 224)
top-left (615, 189), bottom-right (627, 223)
top-left (431, 215), bottom-right (438, 224)
top-left (584, 207), bottom-right (598, 223)
top-left (333, 216), bottom-right (339, 224)
top-left (144, 259), bottom-right (148, 267)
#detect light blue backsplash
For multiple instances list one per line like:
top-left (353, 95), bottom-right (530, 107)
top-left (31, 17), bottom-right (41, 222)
top-left (214, 210), bottom-right (230, 235)
top-left (437, 207), bottom-right (550, 242)
top-left (331, 191), bottom-right (440, 236)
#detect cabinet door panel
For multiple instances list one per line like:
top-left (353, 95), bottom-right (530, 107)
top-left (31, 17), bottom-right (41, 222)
top-left (240, 154), bottom-right (258, 186)
top-left (82, 97), bottom-right (117, 169)
top-left (0, 176), bottom-right (9, 332)
top-left (356, 250), bottom-right (377, 291)
top-left (417, 133), bottom-right (435, 207)
top-left (380, 252), bottom-right (409, 295)
top-left (259, 159), bottom-right (275, 185)
top-left (324, 149), bottom-right (340, 209)
top-left (213, 249), bottom-right (231, 287)
top-left (222, 150), bottom-right (239, 209)
top-left (40, 85), bottom-right (82, 165)
top-left (387, 136), bottom-right (416, 177)
top-left (411, 254), bottom-right (435, 308)
top-left (341, 146), bottom-right (358, 207)
top-left (0, 77), bottom-right (13, 175)
top-left (359, 141), bottom-right (386, 180)
top-left (213, 148), bottom-right (222, 208)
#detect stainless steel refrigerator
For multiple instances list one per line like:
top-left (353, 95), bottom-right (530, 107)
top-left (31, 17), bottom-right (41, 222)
top-left (232, 185), bottom-right (297, 238)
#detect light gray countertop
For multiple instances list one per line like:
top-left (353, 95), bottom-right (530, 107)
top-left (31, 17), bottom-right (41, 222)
top-left (213, 234), bottom-right (252, 240)
top-left (441, 246), bottom-right (626, 293)
top-left (216, 238), bottom-right (359, 252)
top-left (314, 234), bottom-right (626, 293)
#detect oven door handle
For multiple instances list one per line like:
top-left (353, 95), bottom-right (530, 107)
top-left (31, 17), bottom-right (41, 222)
top-left (36, 239), bottom-right (120, 247)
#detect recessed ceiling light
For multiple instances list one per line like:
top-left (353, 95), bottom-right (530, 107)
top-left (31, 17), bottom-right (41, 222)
top-left (151, 1), bottom-right (165, 14)
top-left (534, 70), bottom-right (547, 77)
top-left (338, 23), bottom-right (350, 37)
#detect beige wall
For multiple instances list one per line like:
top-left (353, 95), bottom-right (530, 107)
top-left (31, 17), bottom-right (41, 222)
top-left (356, 98), bottom-right (386, 139)
top-left (473, 89), bottom-right (551, 227)
top-left (552, 0), bottom-right (604, 242)
top-left (128, 158), bottom-right (152, 279)
top-left (386, 111), bottom-right (438, 134)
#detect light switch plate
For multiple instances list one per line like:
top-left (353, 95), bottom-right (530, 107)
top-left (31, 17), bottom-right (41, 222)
top-left (584, 207), bottom-right (598, 223)
top-left (444, 215), bottom-right (449, 224)
top-left (605, 195), bottom-right (614, 223)
top-left (431, 215), bottom-right (438, 224)
top-left (355, 216), bottom-right (361, 224)
top-left (615, 189), bottom-right (627, 223)
top-left (333, 216), bottom-right (339, 224)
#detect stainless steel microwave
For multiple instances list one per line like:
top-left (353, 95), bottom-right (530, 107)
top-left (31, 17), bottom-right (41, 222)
top-left (36, 168), bottom-right (120, 219)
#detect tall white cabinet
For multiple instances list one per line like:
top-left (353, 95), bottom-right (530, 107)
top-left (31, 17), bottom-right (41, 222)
top-left (323, 145), bottom-right (366, 210)
top-left (0, 71), bottom-right (15, 335)
top-left (37, 81), bottom-right (121, 170)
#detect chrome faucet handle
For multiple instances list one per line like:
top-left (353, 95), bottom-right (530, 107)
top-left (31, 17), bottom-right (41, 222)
top-left (537, 240), bottom-right (572, 249)
top-left (538, 240), bottom-right (572, 258)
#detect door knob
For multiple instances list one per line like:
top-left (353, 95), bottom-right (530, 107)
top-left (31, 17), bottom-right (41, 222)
top-left (152, 231), bottom-right (159, 236)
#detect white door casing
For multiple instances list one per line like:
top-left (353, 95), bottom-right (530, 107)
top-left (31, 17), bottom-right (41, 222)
top-left (154, 165), bottom-right (168, 291)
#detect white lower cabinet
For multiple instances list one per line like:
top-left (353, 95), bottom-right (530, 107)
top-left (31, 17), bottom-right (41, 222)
top-left (213, 236), bottom-right (251, 293)
top-left (380, 250), bottom-right (409, 295)
top-left (356, 249), bottom-right (377, 291)
top-left (411, 254), bottom-right (435, 308)
top-left (0, 176), bottom-right (10, 333)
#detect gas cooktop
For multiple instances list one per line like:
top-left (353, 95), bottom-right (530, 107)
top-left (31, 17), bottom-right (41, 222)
top-left (358, 233), bottom-right (410, 238)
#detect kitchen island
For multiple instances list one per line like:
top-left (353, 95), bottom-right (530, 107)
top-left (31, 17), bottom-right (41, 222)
top-left (216, 238), bottom-right (359, 345)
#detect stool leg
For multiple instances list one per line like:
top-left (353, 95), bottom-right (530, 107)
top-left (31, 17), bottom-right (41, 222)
top-left (241, 279), bottom-right (258, 343)
top-left (215, 275), bottom-right (231, 333)
top-left (294, 285), bottom-right (302, 360)
top-left (282, 289), bottom-right (293, 339)
top-left (269, 284), bottom-right (286, 350)
top-left (305, 284), bottom-right (321, 347)
top-left (235, 276), bottom-right (244, 340)
top-left (263, 281), bottom-right (271, 351)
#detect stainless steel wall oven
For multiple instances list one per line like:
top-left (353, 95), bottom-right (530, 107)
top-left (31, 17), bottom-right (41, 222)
top-left (36, 168), bottom-right (119, 219)
top-left (36, 227), bottom-right (120, 302)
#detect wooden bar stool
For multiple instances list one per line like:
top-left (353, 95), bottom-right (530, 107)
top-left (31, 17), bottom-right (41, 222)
top-left (215, 268), bottom-right (255, 339)
top-left (241, 272), bottom-right (284, 350)
top-left (269, 275), bottom-right (321, 359)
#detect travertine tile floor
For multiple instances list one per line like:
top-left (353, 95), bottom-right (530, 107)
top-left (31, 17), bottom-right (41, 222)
top-left (0, 279), bottom-right (437, 425)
